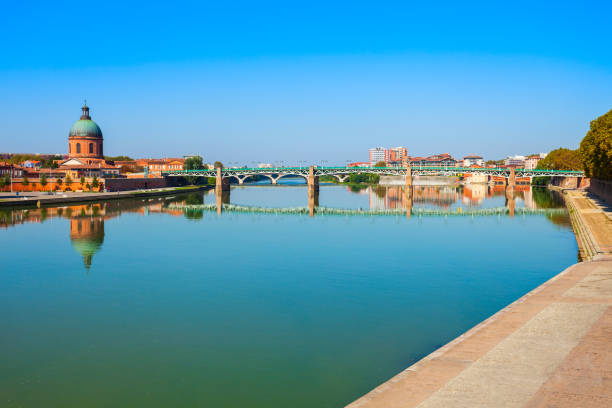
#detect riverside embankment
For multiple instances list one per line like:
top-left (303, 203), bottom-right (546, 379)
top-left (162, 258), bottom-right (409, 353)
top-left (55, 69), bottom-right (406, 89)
top-left (0, 185), bottom-right (211, 208)
top-left (347, 187), bottom-right (612, 408)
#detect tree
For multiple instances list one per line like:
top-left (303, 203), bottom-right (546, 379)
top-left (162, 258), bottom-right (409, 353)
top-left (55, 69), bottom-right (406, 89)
top-left (80, 176), bottom-right (86, 185)
top-left (92, 176), bottom-right (99, 188)
top-left (214, 161), bottom-right (223, 169)
top-left (40, 173), bottom-right (47, 191)
top-left (85, 183), bottom-right (91, 191)
top-left (537, 148), bottom-right (582, 171)
top-left (104, 155), bottom-right (134, 162)
top-left (183, 156), bottom-right (205, 185)
top-left (580, 109), bottom-right (612, 180)
top-left (22, 177), bottom-right (29, 186)
top-left (184, 156), bottom-right (204, 170)
top-left (374, 161), bottom-right (386, 167)
top-left (0, 174), bottom-right (8, 188)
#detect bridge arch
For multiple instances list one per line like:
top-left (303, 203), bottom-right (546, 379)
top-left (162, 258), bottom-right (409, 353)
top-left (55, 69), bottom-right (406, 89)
top-left (276, 173), bottom-right (308, 184)
top-left (225, 175), bottom-right (242, 184)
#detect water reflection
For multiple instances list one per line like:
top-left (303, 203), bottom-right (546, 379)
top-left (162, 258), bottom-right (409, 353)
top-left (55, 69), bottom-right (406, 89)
top-left (362, 185), bottom-right (563, 211)
top-left (0, 186), bottom-right (568, 270)
top-left (0, 196), bottom-right (190, 270)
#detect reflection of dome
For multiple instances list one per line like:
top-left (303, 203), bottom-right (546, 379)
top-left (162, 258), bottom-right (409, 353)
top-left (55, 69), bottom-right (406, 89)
top-left (70, 218), bottom-right (105, 270)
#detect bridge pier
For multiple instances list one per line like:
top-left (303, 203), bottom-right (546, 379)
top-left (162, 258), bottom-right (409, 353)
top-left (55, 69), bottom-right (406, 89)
top-left (215, 189), bottom-right (230, 215)
top-left (507, 168), bottom-right (516, 190)
top-left (506, 190), bottom-right (516, 217)
top-left (404, 187), bottom-right (413, 219)
top-left (216, 167), bottom-right (230, 192)
top-left (308, 188), bottom-right (319, 217)
top-left (307, 165), bottom-right (319, 195)
top-left (405, 166), bottom-right (413, 188)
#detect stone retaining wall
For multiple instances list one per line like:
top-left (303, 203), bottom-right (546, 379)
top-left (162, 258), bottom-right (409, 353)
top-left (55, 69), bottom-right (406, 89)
top-left (588, 178), bottom-right (612, 204)
top-left (105, 177), bottom-right (171, 192)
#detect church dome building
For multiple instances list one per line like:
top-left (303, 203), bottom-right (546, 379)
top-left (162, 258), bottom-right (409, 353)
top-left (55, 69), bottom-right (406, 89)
top-left (68, 103), bottom-right (103, 159)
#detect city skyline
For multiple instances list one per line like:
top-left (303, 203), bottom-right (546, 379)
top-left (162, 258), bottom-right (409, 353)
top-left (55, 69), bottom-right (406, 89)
top-left (2, 1), bottom-right (611, 162)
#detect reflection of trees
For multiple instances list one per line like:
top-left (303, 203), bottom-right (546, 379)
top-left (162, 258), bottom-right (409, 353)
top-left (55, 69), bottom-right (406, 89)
top-left (532, 187), bottom-right (565, 209)
top-left (349, 184), bottom-right (368, 193)
top-left (185, 193), bottom-right (204, 205)
top-left (373, 186), bottom-right (387, 199)
top-left (546, 213), bottom-right (572, 227)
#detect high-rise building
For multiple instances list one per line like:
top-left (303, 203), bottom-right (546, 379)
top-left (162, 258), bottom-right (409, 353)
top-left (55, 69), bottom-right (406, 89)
top-left (369, 147), bottom-right (387, 165)
top-left (369, 146), bottom-right (408, 166)
top-left (388, 147), bottom-right (408, 165)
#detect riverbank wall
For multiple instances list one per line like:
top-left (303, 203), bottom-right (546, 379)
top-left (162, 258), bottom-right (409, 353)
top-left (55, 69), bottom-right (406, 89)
top-left (347, 188), bottom-right (612, 408)
top-left (588, 178), bottom-right (612, 204)
top-left (0, 185), bottom-right (211, 208)
top-left (379, 175), bottom-right (457, 186)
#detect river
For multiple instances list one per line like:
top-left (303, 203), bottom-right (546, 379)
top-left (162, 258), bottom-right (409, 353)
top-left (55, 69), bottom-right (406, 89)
top-left (0, 183), bottom-right (576, 407)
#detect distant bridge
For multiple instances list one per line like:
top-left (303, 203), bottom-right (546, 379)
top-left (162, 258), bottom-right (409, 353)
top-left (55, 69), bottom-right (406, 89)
top-left (163, 166), bottom-right (584, 184)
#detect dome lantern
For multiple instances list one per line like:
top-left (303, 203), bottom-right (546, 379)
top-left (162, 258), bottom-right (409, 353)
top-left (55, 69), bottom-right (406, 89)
top-left (80, 100), bottom-right (91, 120)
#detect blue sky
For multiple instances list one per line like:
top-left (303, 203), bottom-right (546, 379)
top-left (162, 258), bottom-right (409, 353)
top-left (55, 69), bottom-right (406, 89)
top-left (1, 0), bottom-right (611, 164)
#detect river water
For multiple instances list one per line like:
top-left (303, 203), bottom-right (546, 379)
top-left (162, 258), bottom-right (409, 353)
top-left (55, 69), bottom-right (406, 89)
top-left (0, 183), bottom-right (576, 407)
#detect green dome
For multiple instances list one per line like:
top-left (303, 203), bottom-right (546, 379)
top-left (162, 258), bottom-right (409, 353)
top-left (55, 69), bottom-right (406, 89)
top-left (69, 119), bottom-right (103, 139)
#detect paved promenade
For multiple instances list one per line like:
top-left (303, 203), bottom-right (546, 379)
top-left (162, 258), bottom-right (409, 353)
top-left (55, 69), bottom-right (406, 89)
top-left (347, 190), bottom-right (612, 408)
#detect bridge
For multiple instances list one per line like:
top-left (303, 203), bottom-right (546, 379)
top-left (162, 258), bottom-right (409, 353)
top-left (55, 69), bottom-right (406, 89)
top-left (162, 165), bottom-right (583, 217)
top-left (163, 166), bottom-right (584, 185)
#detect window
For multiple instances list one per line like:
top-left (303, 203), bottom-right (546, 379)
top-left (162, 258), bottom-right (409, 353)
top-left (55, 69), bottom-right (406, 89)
top-left (89, 143), bottom-right (94, 154)
top-left (76, 143), bottom-right (81, 154)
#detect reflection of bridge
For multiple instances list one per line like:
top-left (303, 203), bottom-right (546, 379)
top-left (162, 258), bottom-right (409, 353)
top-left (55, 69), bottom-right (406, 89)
top-left (170, 203), bottom-right (567, 217)
top-left (163, 166), bottom-right (584, 185)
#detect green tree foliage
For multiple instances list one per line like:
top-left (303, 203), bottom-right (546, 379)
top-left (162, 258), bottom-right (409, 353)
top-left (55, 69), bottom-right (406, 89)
top-left (4, 154), bottom-right (63, 167)
top-left (0, 174), bottom-right (9, 187)
top-left (22, 177), bottom-right (29, 186)
top-left (92, 176), bottom-right (99, 188)
top-left (531, 176), bottom-right (550, 186)
top-left (104, 156), bottom-right (134, 162)
top-left (214, 161), bottom-right (223, 169)
top-left (580, 109), bottom-right (612, 180)
top-left (80, 176), bottom-right (86, 185)
top-left (184, 156), bottom-right (204, 170)
top-left (536, 148), bottom-right (583, 171)
top-left (485, 159), bottom-right (504, 166)
top-left (319, 175), bottom-right (339, 183)
top-left (183, 156), bottom-right (205, 185)
top-left (40, 173), bottom-right (47, 189)
top-left (374, 161), bottom-right (387, 167)
top-left (348, 173), bottom-right (380, 184)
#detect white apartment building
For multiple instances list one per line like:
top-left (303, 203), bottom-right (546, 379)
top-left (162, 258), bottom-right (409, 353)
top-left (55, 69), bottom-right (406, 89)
top-left (504, 155), bottom-right (526, 167)
top-left (463, 155), bottom-right (485, 167)
top-left (369, 147), bottom-right (387, 165)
